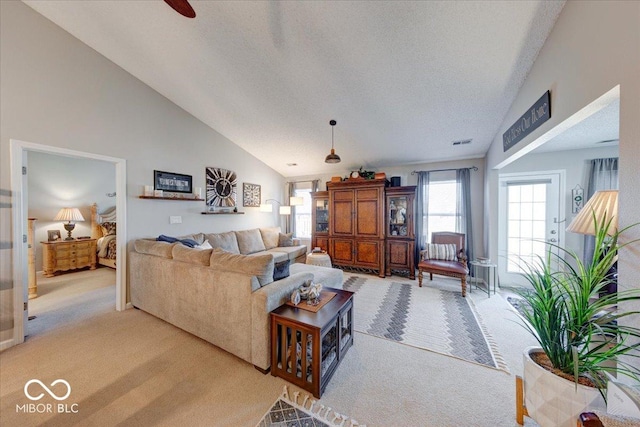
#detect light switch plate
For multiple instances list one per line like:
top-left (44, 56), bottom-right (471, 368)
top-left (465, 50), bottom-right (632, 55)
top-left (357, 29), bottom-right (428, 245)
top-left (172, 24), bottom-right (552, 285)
top-left (169, 216), bottom-right (182, 224)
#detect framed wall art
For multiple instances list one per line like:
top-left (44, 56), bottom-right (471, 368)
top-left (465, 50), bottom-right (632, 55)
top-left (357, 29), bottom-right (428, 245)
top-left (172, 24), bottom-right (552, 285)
top-left (206, 167), bottom-right (237, 208)
top-left (154, 170), bottom-right (193, 194)
top-left (243, 183), bottom-right (261, 207)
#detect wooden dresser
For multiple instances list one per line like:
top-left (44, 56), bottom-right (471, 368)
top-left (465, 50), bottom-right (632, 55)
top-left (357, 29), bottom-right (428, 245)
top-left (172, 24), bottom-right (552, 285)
top-left (41, 239), bottom-right (97, 277)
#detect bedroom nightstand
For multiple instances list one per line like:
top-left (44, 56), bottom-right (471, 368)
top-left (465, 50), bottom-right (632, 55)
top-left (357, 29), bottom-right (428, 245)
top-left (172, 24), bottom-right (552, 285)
top-left (41, 239), bottom-right (97, 277)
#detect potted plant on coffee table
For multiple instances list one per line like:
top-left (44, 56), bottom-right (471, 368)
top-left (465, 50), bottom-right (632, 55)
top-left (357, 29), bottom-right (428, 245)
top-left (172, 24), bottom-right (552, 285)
top-left (516, 212), bottom-right (640, 427)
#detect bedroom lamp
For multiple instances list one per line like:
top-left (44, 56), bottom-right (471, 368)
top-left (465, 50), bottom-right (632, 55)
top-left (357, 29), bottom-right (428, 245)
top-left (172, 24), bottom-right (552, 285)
top-left (566, 190), bottom-right (618, 236)
top-left (54, 207), bottom-right (85, 240)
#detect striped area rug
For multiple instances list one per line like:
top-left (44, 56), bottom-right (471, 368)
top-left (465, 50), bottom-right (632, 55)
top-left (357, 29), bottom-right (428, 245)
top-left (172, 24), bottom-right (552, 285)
top-left (343, 274), bottom-right (509, 372)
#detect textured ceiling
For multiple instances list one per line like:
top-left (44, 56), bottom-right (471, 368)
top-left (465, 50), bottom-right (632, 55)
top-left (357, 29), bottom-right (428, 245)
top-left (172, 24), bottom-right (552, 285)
top-left (24, 0), bottom-right (567, 177)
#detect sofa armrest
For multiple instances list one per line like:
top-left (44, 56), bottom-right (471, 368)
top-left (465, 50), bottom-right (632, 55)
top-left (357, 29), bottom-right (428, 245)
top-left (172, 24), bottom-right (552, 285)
top-left (250, 272), bottom-right (314, 370)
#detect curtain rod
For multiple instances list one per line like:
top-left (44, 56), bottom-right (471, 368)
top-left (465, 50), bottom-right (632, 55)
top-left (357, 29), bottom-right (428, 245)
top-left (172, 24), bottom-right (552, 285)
top-left (285, 179), bottom-right (317, 184)
top-left (411, 166), bottom-right (478, 175)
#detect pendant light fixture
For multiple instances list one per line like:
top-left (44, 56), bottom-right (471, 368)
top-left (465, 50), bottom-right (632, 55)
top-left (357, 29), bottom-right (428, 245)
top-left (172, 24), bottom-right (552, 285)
top-left (325, 119), bottom-right (341, 164)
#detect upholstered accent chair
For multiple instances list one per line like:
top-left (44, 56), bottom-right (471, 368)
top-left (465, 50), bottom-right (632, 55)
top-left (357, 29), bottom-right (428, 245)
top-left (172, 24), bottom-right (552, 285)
top-left (418, 232), bottom-right (469, 296)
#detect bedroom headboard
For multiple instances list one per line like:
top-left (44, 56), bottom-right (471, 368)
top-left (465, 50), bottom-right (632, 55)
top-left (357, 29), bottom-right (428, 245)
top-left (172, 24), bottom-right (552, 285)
top-left (91, 203), bottom-right (116, 239)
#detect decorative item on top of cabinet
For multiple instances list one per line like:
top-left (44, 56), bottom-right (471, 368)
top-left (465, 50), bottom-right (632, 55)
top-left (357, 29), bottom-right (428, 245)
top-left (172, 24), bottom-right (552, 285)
top-left (327, 178), bottom-right (386, 278)
top-left (385, 186), bottom-right (416, 279)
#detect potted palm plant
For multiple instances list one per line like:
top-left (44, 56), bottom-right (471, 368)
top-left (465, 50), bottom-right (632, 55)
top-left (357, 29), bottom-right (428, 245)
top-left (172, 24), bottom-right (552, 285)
top-left (516, 208), bottom-right (640, 427)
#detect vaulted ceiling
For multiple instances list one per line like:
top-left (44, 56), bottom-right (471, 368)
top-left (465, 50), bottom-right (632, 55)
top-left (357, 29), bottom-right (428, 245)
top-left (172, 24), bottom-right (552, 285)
top-left (24, 1), bottom-right (569, 177)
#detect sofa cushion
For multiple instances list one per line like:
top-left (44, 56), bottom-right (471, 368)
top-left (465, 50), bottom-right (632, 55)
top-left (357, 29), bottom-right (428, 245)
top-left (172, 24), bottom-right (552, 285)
top-left (235, 229), bottom-right (267, 254)
top-left (206, 231), bottom-right (240, 254)
top-left (172, 244), bottom-right (212, 266)
top-left (278, 232), bottom-right (293, 247)
top-left (134, 240), bottom-right (175, 258)
top-left (269, 245), bottom-right (307, 262)
top-left (251, 249), bottom-right (288, 263)
top-left (209, 248), bottom-right (274, 289)
top-left (422, 243), bottom-right (457, 261)
top-left (260, 227), bottom-right (281, 250)
top-left (273, 260), bottom-right (290, 281)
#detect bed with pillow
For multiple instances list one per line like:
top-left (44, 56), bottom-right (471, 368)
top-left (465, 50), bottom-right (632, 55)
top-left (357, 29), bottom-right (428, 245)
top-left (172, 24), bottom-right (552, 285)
top-left (90, 203), bottom-right (117, 269)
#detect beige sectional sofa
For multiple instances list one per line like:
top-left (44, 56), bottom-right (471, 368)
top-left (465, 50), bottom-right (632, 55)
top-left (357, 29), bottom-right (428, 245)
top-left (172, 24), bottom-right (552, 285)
top-left (130, 227), bottom-right (343, 371)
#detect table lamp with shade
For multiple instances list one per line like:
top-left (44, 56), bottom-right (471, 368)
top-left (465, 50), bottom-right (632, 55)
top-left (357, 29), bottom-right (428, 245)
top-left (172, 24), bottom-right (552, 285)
top-left (54, 207), bottom-right (85, 240)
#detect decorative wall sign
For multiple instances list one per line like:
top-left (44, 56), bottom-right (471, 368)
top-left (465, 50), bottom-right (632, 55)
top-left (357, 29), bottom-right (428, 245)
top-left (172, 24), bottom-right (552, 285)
top-left (206, 167), bottom-right (237, 208)
top-left (572, 184), bottom-right (584, 214)
top-left (242, 183), bottom-right (261, 207)
top-left (503, 90), bottom-right (551, 152)
top-left (154, 170), bottom-right (193, 194)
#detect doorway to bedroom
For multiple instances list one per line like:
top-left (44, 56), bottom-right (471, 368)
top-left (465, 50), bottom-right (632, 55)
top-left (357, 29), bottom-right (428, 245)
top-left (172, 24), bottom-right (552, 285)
top-left (25, 150), bottom-right (117, 338)
top-left (10, 139), bottom-right (127, 346)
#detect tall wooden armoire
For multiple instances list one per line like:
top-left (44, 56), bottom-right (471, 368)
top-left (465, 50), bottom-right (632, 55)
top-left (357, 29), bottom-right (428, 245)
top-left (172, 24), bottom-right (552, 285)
top-left (327, 178), bottom-right (386, 277)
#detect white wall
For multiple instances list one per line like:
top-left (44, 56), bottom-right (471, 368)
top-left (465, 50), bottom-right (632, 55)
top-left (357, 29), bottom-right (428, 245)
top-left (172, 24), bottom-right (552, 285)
top-left (484, 1), bottom-right (640, 377)
top-left (500, 145), bottom-right (619, 260)
top-left (290, 157), bottom-right (485, 260)
top-left (27, 151), bottom-right (117, 271)
top-left (0, 2), bottom-right (285, 343)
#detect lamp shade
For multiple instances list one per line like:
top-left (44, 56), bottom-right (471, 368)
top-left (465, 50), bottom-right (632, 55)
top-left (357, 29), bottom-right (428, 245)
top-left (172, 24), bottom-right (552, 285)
top-left (289, 196), bottom-right (304, 206)
top-left (566, 190), bottom-right (618, 236)
top-left (54, 207), bottom-right (85, 223)
top-left (279, 205), bottom-right (291, 215)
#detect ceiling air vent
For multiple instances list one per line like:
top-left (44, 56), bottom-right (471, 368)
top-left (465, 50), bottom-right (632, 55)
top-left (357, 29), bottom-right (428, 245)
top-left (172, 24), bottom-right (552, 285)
top-left (452, 139), bottom-right (472, 146)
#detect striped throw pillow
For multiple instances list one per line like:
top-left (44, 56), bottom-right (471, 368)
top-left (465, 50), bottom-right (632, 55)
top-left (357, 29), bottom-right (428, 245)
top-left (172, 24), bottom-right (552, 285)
top-left (423, 243), bottom-right (458, 261)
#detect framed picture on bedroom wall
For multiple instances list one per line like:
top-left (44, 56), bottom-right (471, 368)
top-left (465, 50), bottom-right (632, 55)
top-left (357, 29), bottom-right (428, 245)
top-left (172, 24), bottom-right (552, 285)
top-left (47, 230), bottom-right (61, 242)
top-left (154, 170), bottom-right (193, 194)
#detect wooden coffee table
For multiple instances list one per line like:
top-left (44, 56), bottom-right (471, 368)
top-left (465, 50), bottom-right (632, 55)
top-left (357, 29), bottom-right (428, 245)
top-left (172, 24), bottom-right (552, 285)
top-left (270, 287), bottom-right (354, 398)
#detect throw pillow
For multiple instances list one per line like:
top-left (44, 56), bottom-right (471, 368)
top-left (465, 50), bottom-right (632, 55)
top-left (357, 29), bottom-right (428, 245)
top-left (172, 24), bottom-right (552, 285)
top-left (100, 222), bottom-right (116, 236)
top-left (422, 243), bottom-right (458, 261)
top-left (278, 232), bottom-right (293, 247)
top-left (273, 259), bottom-right (290, 281)
top-left (195, 241), bottom-right (213, 250)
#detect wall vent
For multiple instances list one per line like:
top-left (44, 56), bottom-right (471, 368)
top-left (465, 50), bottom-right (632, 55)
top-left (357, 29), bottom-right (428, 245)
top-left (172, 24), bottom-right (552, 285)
top-left (452, 139), bottom-right (472, 146)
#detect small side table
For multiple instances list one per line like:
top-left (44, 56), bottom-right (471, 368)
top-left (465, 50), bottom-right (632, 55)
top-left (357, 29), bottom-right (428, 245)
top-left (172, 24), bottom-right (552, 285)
top-left (470, 261), bottom-right (498, 298)
top-left (306, 252), bottom-right (332, 268)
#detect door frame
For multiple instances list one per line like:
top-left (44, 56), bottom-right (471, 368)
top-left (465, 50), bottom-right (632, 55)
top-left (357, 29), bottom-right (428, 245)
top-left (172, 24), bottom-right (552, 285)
top-left (7, 139), bottom-right (127, 350)
top-left (498, 170), bottom-right (566, 287)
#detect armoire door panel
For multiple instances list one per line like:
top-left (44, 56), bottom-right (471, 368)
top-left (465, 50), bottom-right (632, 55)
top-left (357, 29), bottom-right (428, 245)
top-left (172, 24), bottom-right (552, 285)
top-left (331, 239), bottom-right (354, 264)
top-left (355, 199), bottom-right (379, 236)
top-left (355, 240), bottom-right (380, 266)
top-left (333, 201), bottom-right (354, 235)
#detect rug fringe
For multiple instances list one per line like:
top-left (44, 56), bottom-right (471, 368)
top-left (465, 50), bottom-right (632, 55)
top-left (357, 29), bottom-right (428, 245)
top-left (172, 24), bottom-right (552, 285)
top-left (466, 296), bottom-right (510, 373)
top-left (283, 386), bottom-right (366, 427)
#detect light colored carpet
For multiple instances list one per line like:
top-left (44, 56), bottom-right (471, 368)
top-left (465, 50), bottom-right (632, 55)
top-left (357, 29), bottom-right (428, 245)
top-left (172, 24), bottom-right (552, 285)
top-left (1, 271), bottom-right (540, 426)
top-left (343, 274), bottom-right (508, 371)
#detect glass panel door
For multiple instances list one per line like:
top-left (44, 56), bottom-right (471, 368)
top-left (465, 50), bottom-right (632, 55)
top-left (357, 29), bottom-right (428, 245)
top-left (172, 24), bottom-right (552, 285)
top-left (498, 172), bottom-right (564, 287)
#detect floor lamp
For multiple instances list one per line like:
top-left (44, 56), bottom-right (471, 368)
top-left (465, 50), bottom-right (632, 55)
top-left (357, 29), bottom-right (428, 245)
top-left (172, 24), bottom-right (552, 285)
top-left (566, 190), bottom-right (618, 295)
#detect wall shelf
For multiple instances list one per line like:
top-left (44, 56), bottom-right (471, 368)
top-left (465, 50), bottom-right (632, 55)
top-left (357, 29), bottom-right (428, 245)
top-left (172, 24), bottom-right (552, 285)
top-left (201, 211), bottom-right (245, 215)
top-left (139, 196), bottom-right (204, 201)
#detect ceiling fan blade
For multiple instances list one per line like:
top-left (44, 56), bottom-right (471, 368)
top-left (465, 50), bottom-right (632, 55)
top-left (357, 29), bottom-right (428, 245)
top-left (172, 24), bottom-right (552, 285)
top-left (164, 0), bottom-right (196, 18)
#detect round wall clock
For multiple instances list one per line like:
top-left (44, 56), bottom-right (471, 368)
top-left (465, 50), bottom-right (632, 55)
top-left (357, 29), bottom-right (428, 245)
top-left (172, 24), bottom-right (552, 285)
top-left (206, 167), bottom-right (237, 208)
